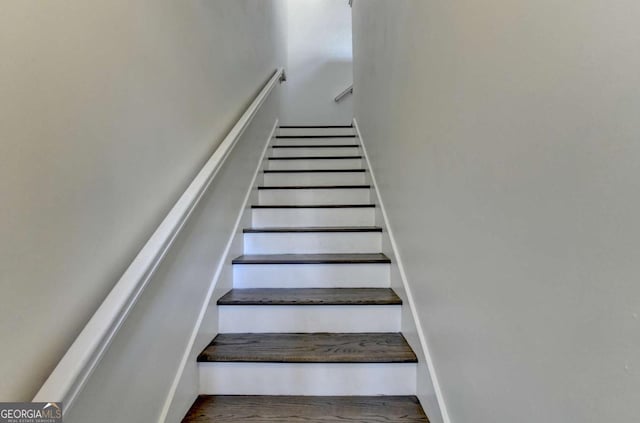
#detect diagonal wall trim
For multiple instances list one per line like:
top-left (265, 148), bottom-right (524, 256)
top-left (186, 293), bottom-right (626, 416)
top-left (353, 118), bottom-right (451, 423)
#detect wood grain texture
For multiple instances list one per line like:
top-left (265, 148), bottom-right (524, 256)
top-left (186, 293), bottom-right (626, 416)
top-left (182, 395), bottom-right (429, 422)
top-left (232, 253), bottom-right (391, 265)
top-left (217, 288), bottom-right (402, 306)
top-left (243, 226), bottom-right (382, 233)
top-left (198, 333), bottom-right (417, 363)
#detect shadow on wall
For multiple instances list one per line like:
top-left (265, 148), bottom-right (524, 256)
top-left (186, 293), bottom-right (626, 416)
top-left (281, 59), bottom-right (353, 125)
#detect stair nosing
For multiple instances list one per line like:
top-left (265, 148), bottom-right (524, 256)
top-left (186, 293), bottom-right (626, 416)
top-left (231, 253), bottom-right (391, 265)
top-left (198, 333), bottom-right (417, 363)
top-left (276, 135), bottom-right (356, 139)
top-left (272, 145), bottom-right (359, 149)
top-left (251, 204), bottom-right (375, 209)
top-left (217, 288), bottom-right (402, 306)
top-left (268, 156), bottom-right (362, 160)
top-left (243, 226), bottom-right (382, 233)
top-left (279, 125), bottom-right (354, 128)
top-left (258, 185), bottom-right (370, 190)
top-left (264, 169), bottom-right (366, 173)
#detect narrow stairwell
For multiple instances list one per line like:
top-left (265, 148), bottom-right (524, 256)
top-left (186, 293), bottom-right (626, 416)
top-left (182, 125), bottom-right (429, 422)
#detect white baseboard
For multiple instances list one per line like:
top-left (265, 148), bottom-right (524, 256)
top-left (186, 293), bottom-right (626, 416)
top-left (353, 118), bottom-right (451, 423)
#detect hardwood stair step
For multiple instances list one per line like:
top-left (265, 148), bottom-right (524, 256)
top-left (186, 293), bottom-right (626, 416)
top-left (218, 288), bottom-right (401, 306)
top-left (251, 204), bottom-right (375, 209)
top-left (280, 124), bottom-right (353, 128)
top-left (276, 135), bottom-right (356, 139)
top-left (232, 253), bottom-right (391, 265)
top-left (243, 226), bottom-right (381, 233)
top-left (264, 169), bottom-right (365, 173)
top-left (182, 395), bottom-right (429, 422)
top-left (198, 333), bottom-right (417, 363)
top-left (268, 156), bottom-right (362, 160)
top-left (258, 185), bottom-right (370, 190)
top-left (272, 144), bottom-right (359, 148)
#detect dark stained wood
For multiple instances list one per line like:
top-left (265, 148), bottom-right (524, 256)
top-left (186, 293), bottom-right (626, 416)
top-left (182, 395), bottom-right (429, 422)
top-left (217, 288), bottom-right (402, 306)
top-left (272, 144), bottom-right (360, 148)
top-left (258, 185), bottom-right (370, 190)
top-left (243, 226), bottom-right (382, 233)
top-left (263, 169), bottom-right (366, 173)
top-left (231, 253), bottom-right (391, 265)
top-left (252, 204), bottom-right (375, 209)
top-left (279, 124), bottom-right (353, 128)
top-left (276, 135), bottom-right (356, 138)
top-left (198, 333), bottom-right (417, 363)
top-left (268, 156), bottom-right (362, 160)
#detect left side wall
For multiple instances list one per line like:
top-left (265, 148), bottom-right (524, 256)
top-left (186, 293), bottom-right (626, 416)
top-left (0, 0), bottom-right (286, 402)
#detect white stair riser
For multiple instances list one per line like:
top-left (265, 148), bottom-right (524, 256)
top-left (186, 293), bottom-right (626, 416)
top-left (199, 362), bottom-right (416, 395)
top-left (252, 208), bottom-right (375, 227)
top-left (244, 232), bottom-right (381, 254)
top-left (264, 172), bottom-right (366, 186)
top-left (271, 147), bottom-right (360, 157)
top-left (258, 188), bottom-right (370, 205)
top-left (218, 305), bottom-right (400, 333)
top-left (274, 137), bottom-right (358, 146)
top-left (233, 263), bottom-right (390, 288)
top-left (278, 127), bottom-right (355, 136)
top-left (268, 158), bottom-right (362, 170)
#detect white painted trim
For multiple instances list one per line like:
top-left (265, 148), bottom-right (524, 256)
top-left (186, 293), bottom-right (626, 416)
top-left (33, 68), bottom-right (285, 411)
top-left (157, 120), bottom-right (279, 423)
top-left (353, 118), bottom-right (452, 423)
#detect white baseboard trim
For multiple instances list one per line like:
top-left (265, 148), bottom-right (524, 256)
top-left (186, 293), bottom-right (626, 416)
top-left (353, 118), bottom-right (451, 423)
top-left (157, 119), bottom-right (279, 423)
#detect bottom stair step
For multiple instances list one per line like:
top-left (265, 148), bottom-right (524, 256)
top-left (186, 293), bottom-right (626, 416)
top-left (182, 395), bottom-right (429, 422)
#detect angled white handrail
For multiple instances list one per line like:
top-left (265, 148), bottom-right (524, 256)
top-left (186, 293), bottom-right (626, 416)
top-left (33, 67), bottom-right (285, 411)
top-left (334, 84), bottom-right (353, 102)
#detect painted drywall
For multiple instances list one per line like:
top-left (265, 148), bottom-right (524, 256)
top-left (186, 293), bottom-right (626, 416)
top-left (352, 1), bottom-right (640, 422)
top-left (280, 0), bottom-right (353, 124)
top-left (0, 0), bottom-right (285, 402)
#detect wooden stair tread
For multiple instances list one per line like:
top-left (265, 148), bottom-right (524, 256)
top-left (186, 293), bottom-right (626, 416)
top-left (258, 185), bottom-right (370, 190)
top-left (232, 253), bottom-right (391, 265)
top-left (279, 124), bottom-right (353, 128)
top-left (263, 169), bottom-right (365, 173)
top-left (276, 135), bottom-right (356, 139)
top-left (268, 156), bottom-right (362, 160)
top-left (198, 333), bottom-right (417, 363)
top-left (272, 144), bottom-right (359, 148)
top-left (218, 288), bottom-right (401, 306)
top-left (251, 204), bottom-right (375, 209)
top-left (243, 226), bottom-right (382, 233)
top-left (182, 395), bottom-right (428, 422)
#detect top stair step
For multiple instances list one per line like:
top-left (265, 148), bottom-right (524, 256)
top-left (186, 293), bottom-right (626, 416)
top-left (232, 253), bottom-right (391, 265)
top-left (278, 126), bottom-right (355, 137)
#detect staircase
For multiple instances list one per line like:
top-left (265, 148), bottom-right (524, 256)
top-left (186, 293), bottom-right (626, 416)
top-left (182, 125), bottom-right (429, 422)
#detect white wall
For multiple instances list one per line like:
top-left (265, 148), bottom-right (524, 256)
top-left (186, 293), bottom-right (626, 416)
top-left (0, 0), bottom-right (285, 403)
top-left (280, 0), bottom-right (353, 124)
top-left (352, 1), bottom-right (640, 423)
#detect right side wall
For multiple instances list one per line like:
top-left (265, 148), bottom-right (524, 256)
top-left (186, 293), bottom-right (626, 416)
top-left (353, 1), bottom-right (640, 422)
